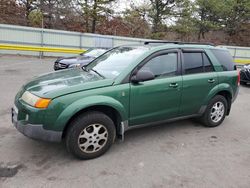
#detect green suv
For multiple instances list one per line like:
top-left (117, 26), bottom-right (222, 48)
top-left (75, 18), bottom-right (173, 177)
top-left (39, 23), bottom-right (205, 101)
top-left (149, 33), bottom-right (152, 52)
top-left (12, 42), bottom-right (239, 159)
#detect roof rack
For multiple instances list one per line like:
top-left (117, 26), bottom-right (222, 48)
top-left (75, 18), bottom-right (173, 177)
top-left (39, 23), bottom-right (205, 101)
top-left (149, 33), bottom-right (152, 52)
top-left (144, 41), bottom-right (215, 46)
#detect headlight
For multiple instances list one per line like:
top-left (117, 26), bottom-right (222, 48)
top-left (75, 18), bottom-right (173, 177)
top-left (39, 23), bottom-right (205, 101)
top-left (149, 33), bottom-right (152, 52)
top-left (69, 64), bottom-right (81, 68)
top-left (21, 91), bottom-right (51, 109)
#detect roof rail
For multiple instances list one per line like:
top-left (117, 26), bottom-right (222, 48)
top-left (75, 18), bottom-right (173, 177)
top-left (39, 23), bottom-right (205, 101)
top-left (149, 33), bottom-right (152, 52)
top-left (144, 41), bottom-right (215, 46)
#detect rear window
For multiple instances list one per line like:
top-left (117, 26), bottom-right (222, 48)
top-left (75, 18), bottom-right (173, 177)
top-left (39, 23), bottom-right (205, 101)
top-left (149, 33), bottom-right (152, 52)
top-left (211, 49), bottom-right (236, 71)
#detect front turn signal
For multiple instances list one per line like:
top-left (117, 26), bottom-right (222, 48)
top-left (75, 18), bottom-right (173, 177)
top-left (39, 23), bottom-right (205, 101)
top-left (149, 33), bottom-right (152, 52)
top-left (35, 98), bottom-right (51, 108)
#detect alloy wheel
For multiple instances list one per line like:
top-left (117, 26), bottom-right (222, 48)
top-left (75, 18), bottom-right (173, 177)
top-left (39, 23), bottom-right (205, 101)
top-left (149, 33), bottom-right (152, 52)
top-left (78, 124), bottom-right (108, 153)
top-left (210, 102), bottom-right (225, 123)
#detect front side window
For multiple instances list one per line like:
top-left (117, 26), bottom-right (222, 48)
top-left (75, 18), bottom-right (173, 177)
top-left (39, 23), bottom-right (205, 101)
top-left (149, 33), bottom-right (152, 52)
top-left (140, 53), bottom-right (178, 78)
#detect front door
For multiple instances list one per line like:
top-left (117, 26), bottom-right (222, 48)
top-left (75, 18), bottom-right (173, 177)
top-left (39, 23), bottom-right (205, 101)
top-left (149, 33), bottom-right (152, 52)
top-left (129, 50), bottom-right (182, 126)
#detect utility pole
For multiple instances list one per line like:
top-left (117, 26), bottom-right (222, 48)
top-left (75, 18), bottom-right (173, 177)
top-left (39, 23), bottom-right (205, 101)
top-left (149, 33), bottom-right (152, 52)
top-left (40, 14), bottom-right (44, 59)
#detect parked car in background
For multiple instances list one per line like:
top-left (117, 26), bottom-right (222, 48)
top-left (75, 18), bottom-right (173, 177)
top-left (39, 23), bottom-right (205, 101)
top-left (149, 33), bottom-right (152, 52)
top-left (54, 48), bottom-right (107, 70)
top-left (12, 42), bottom-right (239, 160)
top-left (240, 64), bottom-right (250, 85)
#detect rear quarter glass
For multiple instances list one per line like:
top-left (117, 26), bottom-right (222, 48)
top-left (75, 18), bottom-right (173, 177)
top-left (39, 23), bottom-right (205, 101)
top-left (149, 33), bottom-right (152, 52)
top-left (211, 49), bottom-right (236, 71)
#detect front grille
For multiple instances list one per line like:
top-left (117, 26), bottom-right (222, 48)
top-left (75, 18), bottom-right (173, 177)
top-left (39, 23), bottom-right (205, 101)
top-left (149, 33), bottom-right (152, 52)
top-left (241, 70), bottom-right (250, 80)
top-left (58, 63), bottom-right (67, 68)
top-left (54, 62), bottom-right (67, 69)
top-left (246, 70), bottom-right (250, 79)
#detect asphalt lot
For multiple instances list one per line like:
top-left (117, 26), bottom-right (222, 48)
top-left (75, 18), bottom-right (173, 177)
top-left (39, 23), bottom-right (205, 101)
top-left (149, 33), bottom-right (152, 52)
top-left (0, 54), bottom-right (250, 188)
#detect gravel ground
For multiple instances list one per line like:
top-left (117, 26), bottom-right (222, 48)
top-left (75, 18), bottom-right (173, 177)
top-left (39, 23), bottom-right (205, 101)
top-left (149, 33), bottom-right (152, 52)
top-left (0, 55), bottom-right (250, 188)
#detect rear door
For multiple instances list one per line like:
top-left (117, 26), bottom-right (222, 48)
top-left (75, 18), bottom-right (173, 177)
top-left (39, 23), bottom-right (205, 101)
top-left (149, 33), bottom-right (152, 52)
top-left (180, 49), bottom-right (218, 116)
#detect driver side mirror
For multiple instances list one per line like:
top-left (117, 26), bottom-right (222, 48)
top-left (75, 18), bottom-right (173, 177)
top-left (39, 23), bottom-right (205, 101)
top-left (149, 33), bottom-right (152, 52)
top-left (131, 70), bottom-right (155, 83)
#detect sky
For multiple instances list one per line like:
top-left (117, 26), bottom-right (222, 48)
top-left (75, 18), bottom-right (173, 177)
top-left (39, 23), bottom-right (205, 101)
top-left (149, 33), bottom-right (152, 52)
top-left (115, 0), bottom-right (149, 13)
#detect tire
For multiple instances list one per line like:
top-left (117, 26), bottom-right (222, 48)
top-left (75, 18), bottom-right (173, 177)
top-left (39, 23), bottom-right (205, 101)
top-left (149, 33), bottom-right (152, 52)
top-left (240, 81), bottom-right (246, 85)
top-left (66, 111), bottom-right (116, 159)
top-left (200, 95), bottom-right (228, 127)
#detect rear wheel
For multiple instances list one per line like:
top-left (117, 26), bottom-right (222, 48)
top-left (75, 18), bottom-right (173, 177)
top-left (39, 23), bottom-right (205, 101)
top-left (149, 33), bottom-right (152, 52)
top-left (66, 111), bottom-right (116, 159)
top-left (201, 95), bottom-right (228, 127)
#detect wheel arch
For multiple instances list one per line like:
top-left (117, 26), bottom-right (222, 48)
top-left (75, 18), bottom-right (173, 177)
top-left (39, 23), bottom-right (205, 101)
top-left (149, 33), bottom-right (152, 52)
top-left (215, 90), bottom-right (232, 115)
top-left (53, 95), bottom-right (128, 139)
top-left (62, 105), bottom-right (124, 139)
top-left (206, 84), bottom-right (233, 115)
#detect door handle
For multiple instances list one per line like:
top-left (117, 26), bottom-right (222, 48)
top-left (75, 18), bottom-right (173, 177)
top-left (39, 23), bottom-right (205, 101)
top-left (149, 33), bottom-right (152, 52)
top-left (169, 83), bottom-right (178, 88)
top-left (208, 79), bottom-right (215, 83)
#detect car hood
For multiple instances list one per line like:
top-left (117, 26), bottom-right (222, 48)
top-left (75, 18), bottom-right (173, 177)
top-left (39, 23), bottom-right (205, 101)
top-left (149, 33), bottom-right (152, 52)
top-left (58, 55), bottom-right (94, 65)
top-left (23, 69), bottom-right (114, 98)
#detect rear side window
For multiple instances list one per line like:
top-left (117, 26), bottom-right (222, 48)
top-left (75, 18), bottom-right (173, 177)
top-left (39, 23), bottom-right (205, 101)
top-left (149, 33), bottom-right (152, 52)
top-left (211, 49), bottom-right (235, 71)
top-left (183, 53), bottom-right (203, 74)
top-left (183, 52), bottom-right (214, 74)
top-left (203, 53), bottom-right (214, 72)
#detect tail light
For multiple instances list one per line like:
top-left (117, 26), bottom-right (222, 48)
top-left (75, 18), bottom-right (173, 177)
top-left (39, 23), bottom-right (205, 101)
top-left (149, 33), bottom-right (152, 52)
top-left (237, 71), bottom-right (240, 86)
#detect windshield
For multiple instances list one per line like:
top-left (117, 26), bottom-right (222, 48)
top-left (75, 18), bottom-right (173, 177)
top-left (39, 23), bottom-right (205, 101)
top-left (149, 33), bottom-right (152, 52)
top-left (86, 46), bottom-right (149, 79)
top-left (81, 49), bottom-right (106, 57)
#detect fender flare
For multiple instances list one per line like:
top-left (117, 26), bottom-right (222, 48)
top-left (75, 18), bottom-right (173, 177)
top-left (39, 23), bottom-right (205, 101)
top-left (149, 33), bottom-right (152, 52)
top-left (205, 83), bottom-right (233, 103)
top-left (53, 95), bottom-right (128, 131)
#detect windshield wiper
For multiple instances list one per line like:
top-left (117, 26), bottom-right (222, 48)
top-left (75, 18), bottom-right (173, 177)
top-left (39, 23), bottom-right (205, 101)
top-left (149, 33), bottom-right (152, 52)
top-left (89, 68), bottom-right (105, 79)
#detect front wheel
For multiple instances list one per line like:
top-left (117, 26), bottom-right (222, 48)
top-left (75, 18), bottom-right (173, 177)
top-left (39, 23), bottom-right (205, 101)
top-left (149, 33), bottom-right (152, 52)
top-left (66, 111), bottom-right (116, 159)
top-left (200, 95), bottom-right (228, 127)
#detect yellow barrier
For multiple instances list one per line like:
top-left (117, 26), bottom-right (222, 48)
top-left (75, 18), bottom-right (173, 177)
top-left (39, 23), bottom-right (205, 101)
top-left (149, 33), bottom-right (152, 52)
top-left (234, 59), bottom-right (250, 64)
top-left (0, 43), bottom-right (86, 54)
top-left (0, 43), bottom-right (249, 64)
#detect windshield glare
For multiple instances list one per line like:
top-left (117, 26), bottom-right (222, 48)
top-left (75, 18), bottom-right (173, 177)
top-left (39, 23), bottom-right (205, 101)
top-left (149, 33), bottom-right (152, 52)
top-left (86, 46), bottom-right (149, 79)
top-left (81, 49), bottom-right (106, 57)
